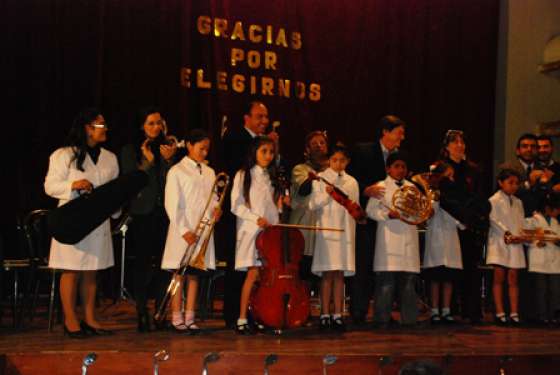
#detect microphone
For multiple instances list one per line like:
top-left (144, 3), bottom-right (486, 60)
top-left (264, 354), bottom-right (278, 375)
top-left (322, 354), bottom-right (337, 375)
top-left (153, 349), bottom-right (170, 375)
top-left (202, 352), bottom-right (220, 375)
top-left (81, 353), bottom-right (97, 375)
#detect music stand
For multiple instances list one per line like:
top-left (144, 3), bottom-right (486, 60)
top-left (114, 214), bottom-right (134, 302)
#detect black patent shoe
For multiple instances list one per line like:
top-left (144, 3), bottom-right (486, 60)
top-left (63, 325), bottom-right (87, 339)
top-left (494, 314), bottom-right (508, 326)
top-left (80, 321), bottom-right (114, 336)
top-left (236, 323), bottom-right (255, 335)
top-left (331, 317), bottom-right (346, 332)
top-left (430, 314), bottom-right (441, 324)
top-left (319, 316), bottom-right (331, 330)
top-left (508, 314), bottom-right (521, 327)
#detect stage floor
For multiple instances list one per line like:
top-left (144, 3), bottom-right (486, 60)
top-left (2, 301), bottom-right (560, 374)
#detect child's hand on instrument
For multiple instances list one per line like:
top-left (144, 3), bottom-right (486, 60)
top-left (257, 217), bottom-right (270, 228)
top-left (326, 185), bottom-right (334, 194)
top-left (213, 207), bottom-right (222, 221)
top-left (183, 231), bottom-right (198, 245)
top-left (364, 184), bottom-right (385, 199)
top-left (388, 209), bottom-right (400, 219)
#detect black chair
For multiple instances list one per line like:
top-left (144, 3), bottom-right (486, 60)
top-left (1, 216), bottom-right (31, 328)
top-left (23, 209), bottom-right (60, 332)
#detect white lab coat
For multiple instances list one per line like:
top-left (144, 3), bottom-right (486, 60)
top-left (423, 201), bottom-right (464, 269)
top-left (45, 147), bottom-right (118, 270)
top-left (525, 213), bottom-right (560, 274)
top-left (161, 157), bottom-right (217, 270)
top-left (486, 190), bottom-right (526, 269)
top-left (308, 168), bottom-right (357, 276)
top-left (366, 176), bottom-right (420, 273)
top-left (231, 166), bottom-right (279, 271)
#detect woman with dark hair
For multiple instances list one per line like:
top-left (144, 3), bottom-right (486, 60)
top-left (289, 131), bottom-right (329, 278)
top-left (438, 130), bottom-right (491, 324)
top-left (120, 107), bottom-right (177, 331)
top-left (45, 108), bottom-right (119, 337)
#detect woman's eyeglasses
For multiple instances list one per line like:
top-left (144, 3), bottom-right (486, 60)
top-left (91, 123), bottom-right (109, 129)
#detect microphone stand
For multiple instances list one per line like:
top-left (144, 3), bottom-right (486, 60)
top-left (81, 353), bottom-right (97, 375)
top-left (117, 215), bottom-right (134, 301)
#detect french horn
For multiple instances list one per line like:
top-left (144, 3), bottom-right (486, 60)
top-left (389, 174), bottom-right (434, 225)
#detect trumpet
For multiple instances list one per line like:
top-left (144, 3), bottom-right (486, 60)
top-left (154, 172), bottom-right (230, 323)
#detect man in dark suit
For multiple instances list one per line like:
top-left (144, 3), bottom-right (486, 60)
top-left (512, 133), bottom-right (538, 217)
top-left (348, 115), bottom-right (406, 325)
top-left (220, 101), bottom-right (275, 328)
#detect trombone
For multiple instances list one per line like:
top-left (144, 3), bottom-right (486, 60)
top-left (154, 172), bottom-right (230, 323)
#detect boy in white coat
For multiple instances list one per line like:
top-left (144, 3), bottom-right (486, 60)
top-left (366, 153), bottom-right (420, 326)
top-left (524, 193), bottom-right (560, 324)
top-left (486, 168), bottom-right (526, 325)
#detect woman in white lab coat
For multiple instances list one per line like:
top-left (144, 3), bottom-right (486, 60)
top-left (45, 108), bottom-right (118, 337)
top-left (161, 129), bottom-right (220, 332)
top-left (423, 162), bottom-right (464, 324)
top-left (366, 153), bottom-right (420, 325)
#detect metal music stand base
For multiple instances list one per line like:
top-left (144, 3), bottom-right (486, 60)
top-left (104, 220), bottom-right (135, 315)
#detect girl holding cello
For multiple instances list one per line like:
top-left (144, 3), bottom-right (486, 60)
top-left (308, 142), bottom-right (358, 331)
top-left (230, 136), bottom-right (290, 334)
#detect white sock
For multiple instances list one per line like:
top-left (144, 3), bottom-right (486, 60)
top-left (441, 307), bottom-right (451, 316)
top-left (431, 308), bottom-right (439, 316)
top-left (510, 312), bottom-right (519, 322)
top-left (184, 310), bottom-right (195, 325)
top-left (172, 311), bottom-right (186, 328)
top-left (320, 314), bottom-right (330, 320)
top-left (237, 318), bottom-right (248, 328)
top-left (332, 313), bottom-right (342, 320)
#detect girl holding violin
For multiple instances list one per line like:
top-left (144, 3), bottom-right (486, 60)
top-left (308, 143), bottom-right (358, 331)
top-left (230, 136), bottom-right (290, 334)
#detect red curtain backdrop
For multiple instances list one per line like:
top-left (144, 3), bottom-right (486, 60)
top-left (5, 0), bottom-right (498, 235)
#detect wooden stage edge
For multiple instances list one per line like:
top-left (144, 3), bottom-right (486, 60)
top-left (2, 315), bottom-right (560, 374)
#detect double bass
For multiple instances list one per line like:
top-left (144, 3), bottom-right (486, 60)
top-left (250, 171), bottom-right (310, 331)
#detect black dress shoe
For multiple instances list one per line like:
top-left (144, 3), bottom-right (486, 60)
top-left (319, 316), bottom-right (331, 330)
top-left (137, 312), bottom-right (152, 333)
top-left (331, 317), bottom-right (346, 332)
top-left (80, 321), bottom-right (114, 336)
top-left (63, 325), bottom-right (87, 339)
top-left (235, 323), bottom-right (255, 335)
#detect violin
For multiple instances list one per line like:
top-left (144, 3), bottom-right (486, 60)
top-left (308, 171), bottom-right (367, 224)
top-left (250, 168), bottom-right (310, 331)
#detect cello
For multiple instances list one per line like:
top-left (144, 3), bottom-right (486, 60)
top-left (250, 170), bottom-right (310, 331)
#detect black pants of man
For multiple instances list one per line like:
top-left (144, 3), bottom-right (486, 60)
top-left (458, 230), bottom-right (482, 323)
top-left (350, 221), bottom-right (375, 323)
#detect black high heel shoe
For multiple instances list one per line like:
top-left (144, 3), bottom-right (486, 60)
top-left (63, 324), bottom-right (87, 339)
top-left (80, 321), bottom-right (114, 336)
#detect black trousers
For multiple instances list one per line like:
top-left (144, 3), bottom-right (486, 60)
top-left (458, 230), bottom-right (482, 322)
top-left (350, 221), bottom-right (375, 321)
top-left (219, 210), bottom-right (245, 328)
top-left (129, 210), bottom-right (170, 315)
